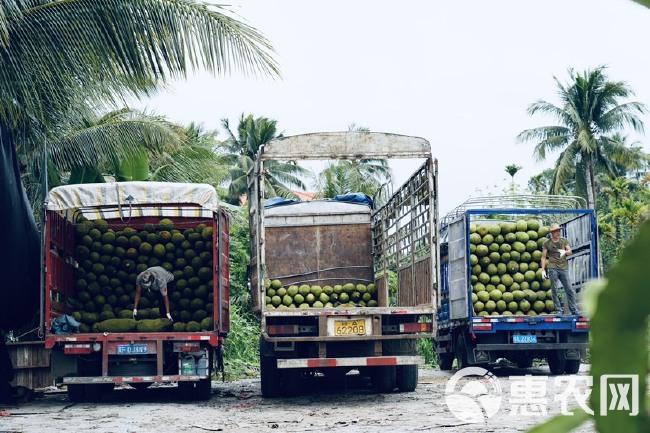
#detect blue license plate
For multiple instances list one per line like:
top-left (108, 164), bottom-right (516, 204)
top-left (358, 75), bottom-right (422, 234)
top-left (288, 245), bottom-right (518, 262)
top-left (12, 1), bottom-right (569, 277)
top-left (117, 344), bottom-right (148, 355)
top-left (513, 334), bottom-right (537, 344)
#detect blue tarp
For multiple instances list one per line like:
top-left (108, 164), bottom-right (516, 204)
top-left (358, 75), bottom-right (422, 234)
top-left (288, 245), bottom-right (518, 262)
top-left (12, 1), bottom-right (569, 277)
top-left (51, 315), bottom-right (81, 335)
top-left (263, 197), bottom-right (301, 208)
top-left (333, 193), bottom-right (374, 209)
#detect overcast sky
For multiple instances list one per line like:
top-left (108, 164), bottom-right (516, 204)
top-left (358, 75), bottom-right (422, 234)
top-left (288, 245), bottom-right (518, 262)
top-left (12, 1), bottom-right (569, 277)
top-left (138, 0), bottom-right (650, 214)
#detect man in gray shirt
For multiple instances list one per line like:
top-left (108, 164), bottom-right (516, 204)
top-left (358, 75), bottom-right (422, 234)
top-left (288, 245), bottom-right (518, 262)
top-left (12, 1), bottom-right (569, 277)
top-left (134, 266), bottom-right (174, 321)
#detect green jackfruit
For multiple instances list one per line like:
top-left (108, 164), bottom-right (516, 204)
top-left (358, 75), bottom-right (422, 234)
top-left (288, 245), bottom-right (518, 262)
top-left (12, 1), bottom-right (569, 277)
top-left (136, 318), bottom-right (173, 332)
top-left (186, 321), bottom-right (201, 332)
top-left (96, 318), bottom-right (137, 332)
top-left (158, 218), bottom-right (174, 231)
top-left (173, 322), bottom-right (187, 332)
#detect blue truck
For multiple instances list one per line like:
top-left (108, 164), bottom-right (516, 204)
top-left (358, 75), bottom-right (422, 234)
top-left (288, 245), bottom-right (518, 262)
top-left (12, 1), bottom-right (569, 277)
top-left (435, 196), bottom-right (598, 374)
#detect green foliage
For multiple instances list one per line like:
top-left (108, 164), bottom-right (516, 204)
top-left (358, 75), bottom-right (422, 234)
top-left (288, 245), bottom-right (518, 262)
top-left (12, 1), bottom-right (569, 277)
top-left (313, 159), bottom-right (392, 204)
top-left (223, 304), bottom-right (260, 380)
top-left (597, 176), bottom-right (650, 274)
top-left (228, 209), bottom-right (251, 308)
top-left (517, 66), bottom-right (647, 208)
top-left (528, 221), bottom-right (650, 432)
top-left (219, 114), bottom-right (308, 205)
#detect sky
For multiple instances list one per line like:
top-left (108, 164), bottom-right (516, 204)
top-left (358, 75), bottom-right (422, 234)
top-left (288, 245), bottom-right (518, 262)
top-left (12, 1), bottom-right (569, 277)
top-left (137, 0), bottom-right (650, 214)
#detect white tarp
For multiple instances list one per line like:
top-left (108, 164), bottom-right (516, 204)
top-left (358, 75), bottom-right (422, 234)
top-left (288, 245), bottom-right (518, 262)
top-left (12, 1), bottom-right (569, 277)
top-left (46, 182), bottom-right (220, 220)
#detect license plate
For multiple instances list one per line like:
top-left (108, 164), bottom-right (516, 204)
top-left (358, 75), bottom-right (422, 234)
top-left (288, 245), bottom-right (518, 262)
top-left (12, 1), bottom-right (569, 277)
top-left (333, 319), bottom-right (367, 336)
top-left (513, 334), bottom-right (537, 344)
top-left (117, 344), bottom-right (148, 355)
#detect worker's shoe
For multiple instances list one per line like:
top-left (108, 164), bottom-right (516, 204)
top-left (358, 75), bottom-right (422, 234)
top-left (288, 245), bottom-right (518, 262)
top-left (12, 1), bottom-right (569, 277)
top-left (555, 311), bottom-right (563, 317)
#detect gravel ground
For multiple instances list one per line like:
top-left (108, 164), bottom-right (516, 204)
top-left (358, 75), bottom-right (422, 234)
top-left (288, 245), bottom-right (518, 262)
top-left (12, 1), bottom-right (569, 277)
top-left (0, 364), bottom-right (596, 433)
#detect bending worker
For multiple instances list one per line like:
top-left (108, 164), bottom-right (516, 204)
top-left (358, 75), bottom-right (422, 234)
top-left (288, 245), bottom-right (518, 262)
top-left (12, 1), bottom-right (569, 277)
top-left (134, 266), bottom-right (174, 321)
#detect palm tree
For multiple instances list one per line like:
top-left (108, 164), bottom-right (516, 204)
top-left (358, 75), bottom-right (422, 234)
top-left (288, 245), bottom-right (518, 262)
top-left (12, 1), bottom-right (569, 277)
top-left (517, 66), bottom-right (646, 209)
top-left (0, 1), bottom-right (278, 332)
top-left (150, 122), bottom-right (231, 190)
top-left (505, 163), bottom-right (522, 190)
top-left (312, 124), bottom-right (392, 203)
top-left (314, 159), bottom-right (392, 202)
top-left (20, 108), bottom-right (186, 214)
top-left (220, 114), bottom-right (308, 205)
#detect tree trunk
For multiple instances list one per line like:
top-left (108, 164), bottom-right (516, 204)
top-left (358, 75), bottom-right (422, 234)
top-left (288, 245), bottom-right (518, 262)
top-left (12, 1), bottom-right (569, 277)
top-left (585, 159), bottom-right (597, 210)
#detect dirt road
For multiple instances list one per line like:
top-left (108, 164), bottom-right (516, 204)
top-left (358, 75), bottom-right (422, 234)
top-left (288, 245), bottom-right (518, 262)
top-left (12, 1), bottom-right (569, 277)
top-left (1, 364), bottom-right (595, 432)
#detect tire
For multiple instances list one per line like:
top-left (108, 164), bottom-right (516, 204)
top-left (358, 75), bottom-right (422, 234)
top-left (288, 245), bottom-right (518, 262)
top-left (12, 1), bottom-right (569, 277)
top-left (67, 384), bottom-right (85, 403)
top-left (373, 366), bottom-right (397, 393)
top-left (564, 360), bottom-right (581, 375)
top-left (396, 365), bottom-right (418, 392)
top-left (455, 335), bottom-right (469, 370)
top-left (281, 369), bottom-right (301, 397)
top-left (260, 353), bottom-right (281, 398)
top-left (196, 378), bottom-right (212, 401)
top-left (438, 353), bottom-right (454, 371)
top-left (547, 352), bottom-right (566, 375)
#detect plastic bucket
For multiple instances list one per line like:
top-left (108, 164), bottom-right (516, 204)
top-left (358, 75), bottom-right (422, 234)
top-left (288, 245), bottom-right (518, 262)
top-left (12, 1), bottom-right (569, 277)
top-left (181, 356), bottom-right (196, 375)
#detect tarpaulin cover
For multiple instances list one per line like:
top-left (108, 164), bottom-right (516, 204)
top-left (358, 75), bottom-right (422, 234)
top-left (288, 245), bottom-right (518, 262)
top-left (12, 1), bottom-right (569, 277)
top-left (47, 181), bottom-right (220, 212)
top-left (0, 122), bottom-right (40, 332)
top-left (263, 196), bottom-right (300, 209)
top-left (333, 193), bottom-right (374, 209)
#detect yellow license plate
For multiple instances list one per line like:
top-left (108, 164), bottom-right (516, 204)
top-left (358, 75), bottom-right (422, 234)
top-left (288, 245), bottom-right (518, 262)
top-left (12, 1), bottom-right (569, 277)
top-left (334, 319), bottom-right (367, 336)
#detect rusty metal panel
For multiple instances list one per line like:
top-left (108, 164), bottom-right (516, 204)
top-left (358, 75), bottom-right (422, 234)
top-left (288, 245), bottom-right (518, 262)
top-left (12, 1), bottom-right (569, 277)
top-left (264, 224), bottom-right (373, 288)
top-left (261, 132), bottom-right (431, 160)
top-left (8, 341), bottom-right (52, 390)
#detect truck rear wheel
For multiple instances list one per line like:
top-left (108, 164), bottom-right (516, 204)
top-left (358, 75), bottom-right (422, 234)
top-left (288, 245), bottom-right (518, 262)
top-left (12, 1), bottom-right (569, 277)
top-left (259, 337), bottom-right (281, 398)
top-left (455, 336), bottom-right (469, 370)
top-left (564, 360), bottom-right (581, 374)
top-left (372, 366), bottom-right (396, 393)
top-left (547, 352), bottom-right (566, 375)
top-left (281, 369), bottom-right (301, 397)
top-left (438, 353), bottom-right (454, 371)
top-left (396, 365), bottom-right (418, 392)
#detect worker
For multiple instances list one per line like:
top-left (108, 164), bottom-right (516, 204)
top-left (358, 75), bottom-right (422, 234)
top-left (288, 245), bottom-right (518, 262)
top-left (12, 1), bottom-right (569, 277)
top-left (133, 266), bottom-right (174, 321)
top-left (541, 223), bottom-right (580, 316)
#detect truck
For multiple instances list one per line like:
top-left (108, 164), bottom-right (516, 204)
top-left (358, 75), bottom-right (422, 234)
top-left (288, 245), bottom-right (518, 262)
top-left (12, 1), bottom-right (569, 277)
top-left (249, 131), bottom-right (438, 396)
top-left (435, 195), bottom-right (597, 374)
top-left (43, 181), bottom-right (230, 402)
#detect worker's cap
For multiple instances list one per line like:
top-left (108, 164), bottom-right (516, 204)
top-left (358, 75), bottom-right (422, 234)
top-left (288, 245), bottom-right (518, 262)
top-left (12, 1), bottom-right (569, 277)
top-left (140, 271), bottom-right (154, 289)
top-left (549, 223), bottom-right (561, 232)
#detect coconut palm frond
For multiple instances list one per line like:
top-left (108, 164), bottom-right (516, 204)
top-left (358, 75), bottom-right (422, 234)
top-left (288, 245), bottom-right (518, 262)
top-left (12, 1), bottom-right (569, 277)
top-left (1, 0), bottom-right (279, 127)
top-left (518, 66), bottom-right (646, 208)
top-left (43, 109), bottom-right (184, 171)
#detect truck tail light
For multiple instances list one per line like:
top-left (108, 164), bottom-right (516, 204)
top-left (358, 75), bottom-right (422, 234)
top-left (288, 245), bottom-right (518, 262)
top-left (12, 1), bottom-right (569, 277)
top-left (267, 325), bottom-right (299, 336)
top-left (472, 323), bottom-right (493, 332)
top-left (399, 323), bottom-right (432, 333)
top-left (64, 344), bottom-right (92, 354)
top-left (173, 342), bottom-right (201, 353)
top-left (575, 319), bottom-right (589, 330)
